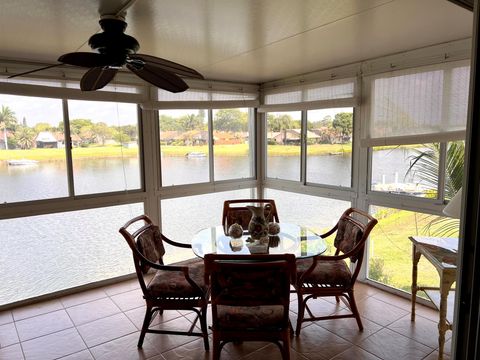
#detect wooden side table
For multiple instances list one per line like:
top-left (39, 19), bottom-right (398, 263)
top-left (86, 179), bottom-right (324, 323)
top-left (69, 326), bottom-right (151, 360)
top-left (409, 236), bottom-right (458, 360)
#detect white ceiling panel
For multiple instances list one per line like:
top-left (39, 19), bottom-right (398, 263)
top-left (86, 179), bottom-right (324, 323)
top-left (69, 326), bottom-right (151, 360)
top-left (0, 0), bottom-right (473, 84)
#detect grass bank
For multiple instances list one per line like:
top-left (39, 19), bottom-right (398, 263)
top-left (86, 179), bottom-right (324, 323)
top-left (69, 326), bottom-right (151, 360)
top-left (1, 143), bottom-right (354, 160)
top-left (369, 208), bottom-right (458, 292)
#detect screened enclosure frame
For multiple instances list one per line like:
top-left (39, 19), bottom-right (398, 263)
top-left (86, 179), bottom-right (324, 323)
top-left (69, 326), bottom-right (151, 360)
top-left (0, 37), bottom-right (472, 310)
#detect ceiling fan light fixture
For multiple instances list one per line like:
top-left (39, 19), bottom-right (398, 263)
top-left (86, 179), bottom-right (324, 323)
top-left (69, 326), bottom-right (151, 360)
top-left (88, 17), bottom-right (140, 60)
top-left (9, 12), bottom-right (203, 93)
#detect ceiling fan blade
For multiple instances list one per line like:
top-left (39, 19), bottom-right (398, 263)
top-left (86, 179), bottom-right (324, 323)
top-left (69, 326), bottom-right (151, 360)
top-left (129, 54), bottom-right (204, 79)
top-left (7, 63), bottom-right (64, 79)
top-left (58, 52), bottom-right (111, 68)
top-left (80, 67), bottom-right (118, 91)
top-left (127, 63), bottom-right (189, 93)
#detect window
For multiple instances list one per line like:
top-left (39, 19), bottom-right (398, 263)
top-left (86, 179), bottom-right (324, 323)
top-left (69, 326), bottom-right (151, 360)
top-left (160, 188), bottom-right (256, 263)
top-left (68, 100), bottom-right (141, 195)
top-left (0, 94), bottom-right (68, 203)
top-left (362, 60), bottom-right (469, 146)
top-left (266, 111), bottom-right (301, 181)
top-left (306, 108), bottom-right (353, 187)
top-left (367, 206), bottom-right (458, 293)
top-left (371, 144), bottom-right (439, 197)
top-left (159, 109), bottom-right (209, 186)
top-left (264, 188), bottom-right (350, 253)
top-left (264, 188), bottom-right (350, 228)
top-left (0, 203), bottom-right (143, 305)
top-left (213, 108), bottom-right (254, 181)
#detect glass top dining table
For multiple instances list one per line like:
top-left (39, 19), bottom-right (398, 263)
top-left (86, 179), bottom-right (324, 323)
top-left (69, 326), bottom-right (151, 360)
top-left (191, 223), bottom-right (327, 259)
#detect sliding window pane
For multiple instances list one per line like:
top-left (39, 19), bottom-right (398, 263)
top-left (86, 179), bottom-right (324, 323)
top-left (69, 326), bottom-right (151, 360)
top-left (266, 111), bottom-right (301, 181)
top-left (68, 100), bottom-right (141, 195)
top-left (213, 108), bottom-right (254, 180)
top-left (367, 206), bottom-right (458, 292)
top-left (371, 144), bottom-right (439, 197)
top-left (0, 203), bottom-right (143, 305)
top-left (264, 188), bottom-right (350, 254)
top-left (159, 109), bottom-right (209, 186)
top-left (445, 141), bottom-right (464, 199)
top-left (161, 188), bottom-right (256, 263)
top-left (306, 108), bottom-right (353, 187)
top-left (0, 94), bottom-right (68, 203)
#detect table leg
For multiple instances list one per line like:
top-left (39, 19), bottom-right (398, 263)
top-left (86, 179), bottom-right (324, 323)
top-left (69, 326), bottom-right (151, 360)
top-left (437, 274), bottom-right (455, 360)
top-left (411, 244), bottom-right (421, 322)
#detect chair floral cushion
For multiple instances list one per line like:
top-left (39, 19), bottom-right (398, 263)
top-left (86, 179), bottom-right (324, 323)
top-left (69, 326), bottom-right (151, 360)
top-left (334, 219), bottom-right (363, 262)
top-left (216, 305), bottom-right (284, 330)
top-left (147, 257), bottom-right (207, 298)
top-left (296, 258), bottom-right (352, 287)
top-left (136, 225), bottom-right (166, 274)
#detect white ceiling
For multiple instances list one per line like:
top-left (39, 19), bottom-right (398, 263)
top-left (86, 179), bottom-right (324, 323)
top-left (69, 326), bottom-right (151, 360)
top-left (0, 0), bottom-right (473, 84)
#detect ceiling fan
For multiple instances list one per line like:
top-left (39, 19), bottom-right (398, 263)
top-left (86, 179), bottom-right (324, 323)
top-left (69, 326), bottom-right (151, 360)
top-left (8, 14), bottom-right (204, 93)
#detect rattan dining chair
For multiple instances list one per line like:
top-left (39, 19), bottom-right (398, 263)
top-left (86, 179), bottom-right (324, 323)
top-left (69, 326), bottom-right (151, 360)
top-left (222, 199), bottom-right (279, 233)
top-left (119, 215), bottom-right (209, 349)
top-left (294, 208), bottom-right (378, 335)
top-left (204, 253), bottom-right (296, 360)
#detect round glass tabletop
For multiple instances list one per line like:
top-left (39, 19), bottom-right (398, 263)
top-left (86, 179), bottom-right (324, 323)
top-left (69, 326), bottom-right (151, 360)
top-left (191, 223), bottom-right (327, 259)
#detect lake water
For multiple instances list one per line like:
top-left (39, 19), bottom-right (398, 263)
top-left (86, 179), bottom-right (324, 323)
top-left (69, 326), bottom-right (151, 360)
top-left (0, 148), bottom-right (418, 305)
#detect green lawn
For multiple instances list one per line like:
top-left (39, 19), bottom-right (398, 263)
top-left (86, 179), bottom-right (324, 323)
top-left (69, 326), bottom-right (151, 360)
top-left (369, 208), bottom-right (458, 292)
top-left (0, 143), bottom-right (355, 160)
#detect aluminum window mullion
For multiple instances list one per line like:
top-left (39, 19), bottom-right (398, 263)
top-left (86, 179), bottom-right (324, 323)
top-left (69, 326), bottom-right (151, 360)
top-left (300, 110), bottom-right (307, 184)
top-left (62, 99), bottom-right (75, 198)
top-left (208, 109), bottom-right (214, 183)
top-left (257, 109), bottom-right (266, 199)
top-left (438, 142), bottom-right (448, 202)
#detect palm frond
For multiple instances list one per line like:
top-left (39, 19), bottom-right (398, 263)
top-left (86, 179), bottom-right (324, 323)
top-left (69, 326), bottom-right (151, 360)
top-left (406, 142), bottom-right (464, 237)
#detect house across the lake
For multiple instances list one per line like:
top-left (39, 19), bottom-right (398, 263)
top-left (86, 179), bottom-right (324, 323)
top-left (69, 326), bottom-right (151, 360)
top-left (35, 131), bottom-right (58, 148)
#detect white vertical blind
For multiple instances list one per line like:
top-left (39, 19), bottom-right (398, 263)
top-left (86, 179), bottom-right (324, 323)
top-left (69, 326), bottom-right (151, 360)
top-left (362, 60), bottom-right (470, 146)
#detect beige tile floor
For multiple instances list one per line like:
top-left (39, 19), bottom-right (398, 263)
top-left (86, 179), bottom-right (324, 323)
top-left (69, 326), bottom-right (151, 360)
top-left (0, 281), bottom-right (451, 360)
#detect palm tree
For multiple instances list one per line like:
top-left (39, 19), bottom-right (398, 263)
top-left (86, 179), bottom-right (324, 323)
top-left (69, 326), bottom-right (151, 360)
top-left (0, 105), bottom-right (17, 150)
top-left (406, 141), bottom-right (464, 236)
top-left (14, 126), bottom-right (36, 149)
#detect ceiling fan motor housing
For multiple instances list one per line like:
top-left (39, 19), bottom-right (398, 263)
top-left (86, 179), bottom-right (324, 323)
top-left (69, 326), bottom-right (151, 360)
top-left (88, 18), bottom-right (140, 66)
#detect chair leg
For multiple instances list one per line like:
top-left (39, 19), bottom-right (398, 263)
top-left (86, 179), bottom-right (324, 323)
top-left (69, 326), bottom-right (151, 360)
top-left (335, 295), bottom-right (340, 303)
top-left (282, 331), bottom-right (291, 360)
top-left (138, 305), bottom-right (153, 348)
top-left (295, 292), bottom-right (305, 336)
top-left (347, 290), bottom-right (363, 331)
top-left (200, 306), bottom-right (209, 351)
top-left (212, 333), bottom-right (221, 360)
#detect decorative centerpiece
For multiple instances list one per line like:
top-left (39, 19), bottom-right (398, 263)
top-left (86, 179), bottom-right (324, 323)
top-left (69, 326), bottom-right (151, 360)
top-left (268, 222), bottom-right (280, 235)
top-left (268, 235), bottom-right (280, 248)
top-left (247, 205), bottom-right (270, 240)
top-left (228, 223), bottom-right (244, 238)
top-left (229, 238), bottom-right (243, 252)
top-left (246, 240), bottom-right (269, 254)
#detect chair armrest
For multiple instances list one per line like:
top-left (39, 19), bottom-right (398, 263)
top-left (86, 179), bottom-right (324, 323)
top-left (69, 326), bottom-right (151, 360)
top-left (137, 251), bottom-right (206, 297)
top-left (296, 251), bottom-right (357, 285)
top-left (160, 233), bottom-right (192, 249)
top-left (319, 224), bottom-right (338, 239)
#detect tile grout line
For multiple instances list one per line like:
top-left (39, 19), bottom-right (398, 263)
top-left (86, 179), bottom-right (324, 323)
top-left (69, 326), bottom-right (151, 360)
top-left (11, 319), bottom-right (26, 360)
top-left (57, 297), bottom-right (94, 360)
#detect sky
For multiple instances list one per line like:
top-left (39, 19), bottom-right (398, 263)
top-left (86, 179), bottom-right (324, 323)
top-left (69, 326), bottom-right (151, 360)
top-left (0, 94), bottom-right (138, 127)
top-left (0, 93), bottom-right (352, 127)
